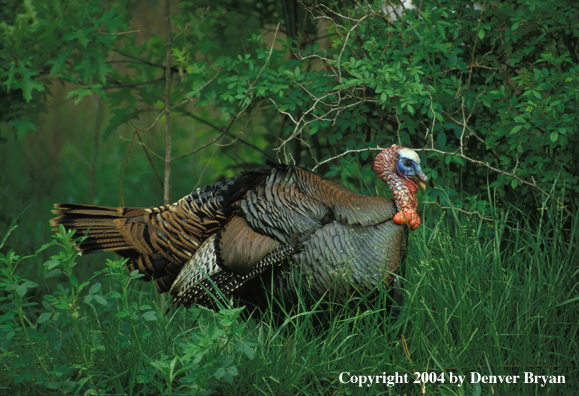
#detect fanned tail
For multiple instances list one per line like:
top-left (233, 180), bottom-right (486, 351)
top-left (50, 204), bottom-right (149, 254)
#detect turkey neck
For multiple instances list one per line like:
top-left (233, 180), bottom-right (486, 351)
top-left (373, 145), bottom-right (418, 214)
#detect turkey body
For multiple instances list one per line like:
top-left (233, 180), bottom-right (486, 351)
top-left (51, 145), bottom-right (426, 311)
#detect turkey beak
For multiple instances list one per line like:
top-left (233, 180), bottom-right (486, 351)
top-left (409, 169), bottom-right (428, 191)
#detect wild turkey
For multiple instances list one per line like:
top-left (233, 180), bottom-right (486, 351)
top-left (51, 145), bottom-right (427, 311)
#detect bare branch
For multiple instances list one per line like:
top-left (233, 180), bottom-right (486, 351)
top-left (178, 109), bottom-right (274, 160)
top-left (336, 15), bottom-right (368, 84)
top-left (423, 201), bottom-right (493, 222)
top-left (194, 147), bottom-right (218, 190)
top-left (135, 130), bottom-right (164, 190)
top-left (312, 147), bottom-right (378, 171)
top-left (119, 134), bottom-right (164, 161)
top-left (67, 142), bottom-right (92, 169)
top-left (101, 77), bottom-right (164, 91)
top-left (114, 50), bottom-right (165, 69)
top-left (129, 110), bottom-right (165, 133)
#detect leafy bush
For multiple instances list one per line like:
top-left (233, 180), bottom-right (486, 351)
top-left (2, 0), bottom-right (577, 220)
top-left (0, 225), bottom-right (257, 394)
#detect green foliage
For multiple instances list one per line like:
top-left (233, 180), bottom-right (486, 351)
top-left (2, 0), bottom-right (577, 234)
top-left (0, 226), bottom-right (257, 394)
top-left (0, 0), bottom-right (129, 133)
top-left (2, 203), bottom-right (577, 395)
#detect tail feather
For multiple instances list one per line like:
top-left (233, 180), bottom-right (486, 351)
top-left (50, 167), bottom-right (274, 300)
top-left (51, 203), bottom-right (179, 292)
top-left (51, 204), bottom-right (143, 255)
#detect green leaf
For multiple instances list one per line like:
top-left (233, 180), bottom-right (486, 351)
top-left (8, 62), bottom-right (45, 101)
top-left (452, 156), bottom-right (466, 166)
top-left (550, 132), bottom-right (558, 142)
top-left (478, 29), bottom-right (485, 40)
top-left (47, 382), bottom-right (63, 390)
top-left (49, 47), bottom-right (73, 76)
top-left (38, 313), bottom-right (52, 324)
top-left (89, 283), bottom-right (101, 295)
top-left (66, 87), bottom-right (94, 105)
top-left (22, 281), bottom-right (38, 288)
top-left (69, 274), bottom-right (78, 288)
top-left (93, 295), bottom-right (107, 305)
top-left (510, 125), bottom-right (523, 135)
top-left (44, 259), bottom-right (60, 270)
top-left (45, 269), bottom-right (62, 278)
top-left (9, 118), bottom-right (36, 139)
top-left (142, 310), bottom-right (157, 322)
top-left (437, 132), bottom-right (447, 149)
top-left (16, 285), bottom-right (27, 297)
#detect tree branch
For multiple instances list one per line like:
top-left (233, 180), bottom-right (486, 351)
top-left (178, 110), bottom-right (274, 160)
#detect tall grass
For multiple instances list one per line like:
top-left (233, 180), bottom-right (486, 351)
top-left (1, 205), bottom-right (577, 395)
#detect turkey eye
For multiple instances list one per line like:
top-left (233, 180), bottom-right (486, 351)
top-left (404, 159), bottom-right (412, 167)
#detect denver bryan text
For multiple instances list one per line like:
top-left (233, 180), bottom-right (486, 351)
top-left (466, 372), bottom-right (566, 387)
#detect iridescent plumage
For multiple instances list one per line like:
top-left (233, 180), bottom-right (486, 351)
top-left (51, 145), bottom-right (427, 309)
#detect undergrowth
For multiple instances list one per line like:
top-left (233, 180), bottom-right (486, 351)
top-left (0, 205), bottom-right (577, 395)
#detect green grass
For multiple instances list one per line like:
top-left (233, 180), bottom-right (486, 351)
top-left (1, 204), bottom-right (577, 395)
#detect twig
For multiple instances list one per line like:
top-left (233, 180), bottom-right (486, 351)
top-left (171, 24), bottom-right (280, 162)
top-left (179, 109), bottom-right (274, 160)
top-left (423, 201), bottom-right (493, 222)
top-left (118, 134), bottom-right (164, 161)
top-left (464, 0), bottom-right (487, 107)
top-left (114, 50), bottom-right (165, 69)
top-left (194, 147), bottom-right (218, 190)
top-left (85, 8), bottom-right (142, 37)
top-left (67, 142), bottom-right (91, 170)
top-left (135, 130), bottom-right (164, 190)
top-left (336, 15), bottom-right (368, 83)
top-left (312, 147), bottom-right (377, 171)
top-left (129, 110), bottom-right (165, 133)
top-left (401, 336), bottom-right (426, 394)
top-left (101, 77), bottom-right (164, 90)
top-left (174, 7), bottom-right (209, 40)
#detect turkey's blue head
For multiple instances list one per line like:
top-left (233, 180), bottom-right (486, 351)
top-left (373, 145), bottom-right (428, 230)
top-left (373, 145), bottom-right (427, 192)
top-left (396, 148), bottom-right (427, 192)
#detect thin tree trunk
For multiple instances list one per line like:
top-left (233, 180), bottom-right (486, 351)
top-left (163, 0), bottom-right (172, 205)
top-left (90, 98), bottom-right (102, 204)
